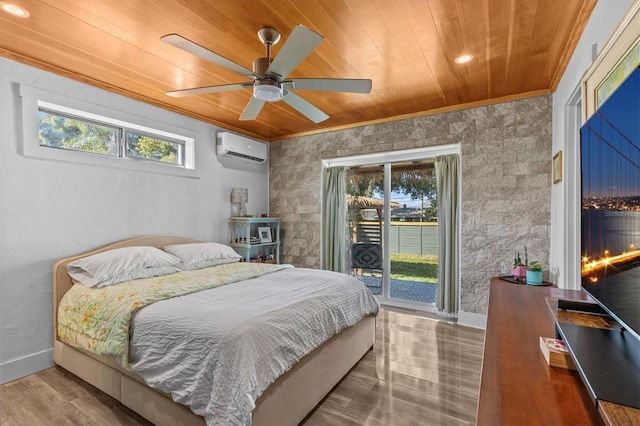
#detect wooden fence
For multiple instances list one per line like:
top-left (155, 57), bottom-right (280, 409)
top-left (356, 221), bottom-right (438, 256)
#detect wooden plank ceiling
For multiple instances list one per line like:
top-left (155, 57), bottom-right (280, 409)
top-left (0, 0), bottom-right (596, 141)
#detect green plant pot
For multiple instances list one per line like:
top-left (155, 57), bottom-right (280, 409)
top-left (526, 270), bottom-right (543, 285)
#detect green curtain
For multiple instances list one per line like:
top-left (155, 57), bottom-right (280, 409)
top-left (435, 154), bottom-right (460, 317)
top-left (322, 166), bottom-right (347, 272)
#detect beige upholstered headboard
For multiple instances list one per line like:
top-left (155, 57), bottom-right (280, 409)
top-left (52, 235), bottom-right (201, 341)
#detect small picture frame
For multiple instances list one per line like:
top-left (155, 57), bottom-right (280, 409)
top-left (553, 150), bottom-right (563, 184)
top-left (258, 227), bottom-right (272, 243)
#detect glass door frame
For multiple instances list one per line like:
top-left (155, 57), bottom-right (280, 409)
top-left (322, 144), bottom-right (460, 312)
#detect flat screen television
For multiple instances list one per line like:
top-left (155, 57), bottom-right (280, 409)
top-left (580, 65), bottom-right (640, 341)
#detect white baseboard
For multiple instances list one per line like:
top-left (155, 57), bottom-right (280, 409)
top-left (458, 311), bottom-right (487, 330)
top-left (0, 348), bottom-right (54, 385)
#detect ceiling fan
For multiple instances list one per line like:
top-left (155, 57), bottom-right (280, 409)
top-left (161, 25), bottom-right (372, 123)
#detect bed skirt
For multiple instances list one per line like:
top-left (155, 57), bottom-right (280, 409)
top-left (54, 314), bottom-right (375, 425)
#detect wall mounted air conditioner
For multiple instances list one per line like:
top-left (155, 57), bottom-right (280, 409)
top-left (216, 132), bottom-right (267, 164)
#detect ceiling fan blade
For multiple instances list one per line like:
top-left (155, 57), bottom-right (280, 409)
top-left (266, 25), bottom-right (324, 80)
top-left (282, 91), bottom-right (329, 123)
top-left (288, 78), bottom-right (372, 94)
top-left (240, 96), bottom-right (266, 121)
top-left (161, 34), bottom-right (257, 79)
top-left (166, 83), bottom-right (252, 98)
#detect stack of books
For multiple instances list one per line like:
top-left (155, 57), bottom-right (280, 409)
top-left (539, 337), bottom-right (577, 370)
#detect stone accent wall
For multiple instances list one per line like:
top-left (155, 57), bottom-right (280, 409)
top-left (270, 95), bottom-right (552, 315)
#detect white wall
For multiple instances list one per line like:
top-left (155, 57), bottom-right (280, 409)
top-left (0, 57), bottom-right (269, 383)
top-left (550, 0), bottom-right (634, 289)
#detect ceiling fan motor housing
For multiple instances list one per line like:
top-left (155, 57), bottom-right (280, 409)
top-left (253, 57), bottom-right (283, 102)
top-left (253, 57), bottom-right (271, 75)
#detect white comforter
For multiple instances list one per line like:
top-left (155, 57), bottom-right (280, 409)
top-left (128, 267), bottom-right (379, 425)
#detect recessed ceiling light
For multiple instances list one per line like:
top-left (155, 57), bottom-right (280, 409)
top-left (455, 54), bottom-right (473, 64)
top-left (0, 2), bottom-right (30, 18)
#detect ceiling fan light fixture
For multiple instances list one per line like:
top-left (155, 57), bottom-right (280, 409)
top-left (253, 81), bottom-right (283, 102)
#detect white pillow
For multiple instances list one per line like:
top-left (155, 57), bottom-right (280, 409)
top-left (67, 246), bottom-right (181, 288)
top-left (163, 242), bottom-right (241, 271)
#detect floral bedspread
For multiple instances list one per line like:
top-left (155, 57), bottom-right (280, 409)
top-left (58, 262), bottom-right (291, 366)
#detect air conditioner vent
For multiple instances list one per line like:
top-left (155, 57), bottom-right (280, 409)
top-left (225, 150), bottom-right (265, 163)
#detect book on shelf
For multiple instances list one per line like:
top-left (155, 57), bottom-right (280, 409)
top-left (539, 337), bottom-right (577, 370)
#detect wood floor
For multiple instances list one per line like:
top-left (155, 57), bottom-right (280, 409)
top-left (0, 309), bottom-right (485, 425)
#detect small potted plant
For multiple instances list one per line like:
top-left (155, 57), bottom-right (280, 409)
top-left (526, 261), bottom-right (543, 285)
top-left (511, 248), bottom-right (527, 280)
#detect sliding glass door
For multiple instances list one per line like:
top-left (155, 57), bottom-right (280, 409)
top-left (347, 164), bottom-right (385, 296)
top-left (323, 145), bottom-right (460, 311)
top-left (346, 159), bottom-right (438, 307)
top-left (388, 161), bottom-right (438, 305)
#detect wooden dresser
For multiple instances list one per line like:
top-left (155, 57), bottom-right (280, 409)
top-left (477, 278), bottom-right (640, 425)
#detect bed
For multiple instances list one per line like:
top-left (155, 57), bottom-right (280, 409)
top-left (52, 235), bottom-right (378, 425)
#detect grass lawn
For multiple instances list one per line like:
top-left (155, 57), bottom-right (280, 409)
top-left (390, 253), bottom-right (438, 283)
